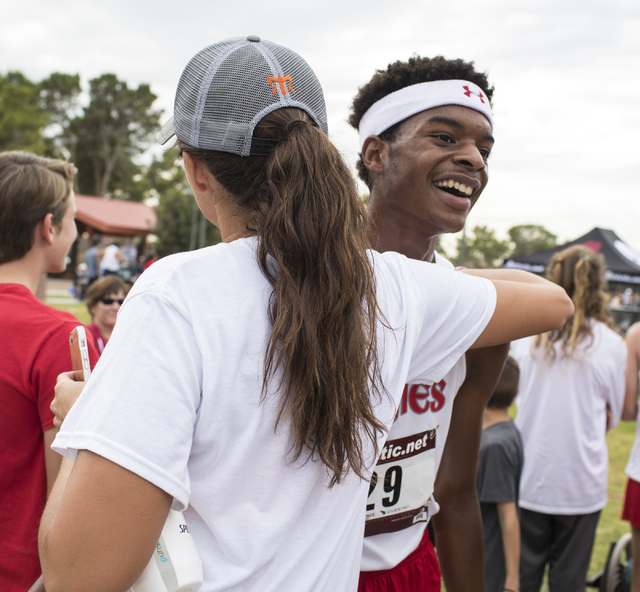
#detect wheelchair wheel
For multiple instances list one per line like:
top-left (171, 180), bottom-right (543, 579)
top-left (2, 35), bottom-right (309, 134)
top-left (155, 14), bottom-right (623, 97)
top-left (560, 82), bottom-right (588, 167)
top-left (602, 532), bottom-right (632, 592)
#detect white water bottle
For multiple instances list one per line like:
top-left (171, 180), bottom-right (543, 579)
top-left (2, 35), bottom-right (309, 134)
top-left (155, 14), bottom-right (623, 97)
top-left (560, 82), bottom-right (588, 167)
top-left (132, 510), bottom-right (203, 592)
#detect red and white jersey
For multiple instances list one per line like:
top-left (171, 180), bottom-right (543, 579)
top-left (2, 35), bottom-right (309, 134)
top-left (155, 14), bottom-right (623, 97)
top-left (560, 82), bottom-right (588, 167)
top-left (626, 371), bottom-right (640, 482)
top-left (627, 371), bottom-right (640, 482)
top-left (360, 253), bottom-right (468, 572)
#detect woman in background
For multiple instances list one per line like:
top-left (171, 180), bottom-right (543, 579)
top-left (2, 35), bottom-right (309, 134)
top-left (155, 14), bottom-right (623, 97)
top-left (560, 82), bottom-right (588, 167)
top-left (84, 276), bottom-right (129, 355)
top-left (513, 245), bottom-right (627, 592)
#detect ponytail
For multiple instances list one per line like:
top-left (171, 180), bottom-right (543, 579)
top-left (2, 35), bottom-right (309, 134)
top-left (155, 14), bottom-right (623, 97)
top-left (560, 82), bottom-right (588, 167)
top-left (534, 245), bottom-right (614, 361)
top-left (179, 108), bottom-right (385, 485)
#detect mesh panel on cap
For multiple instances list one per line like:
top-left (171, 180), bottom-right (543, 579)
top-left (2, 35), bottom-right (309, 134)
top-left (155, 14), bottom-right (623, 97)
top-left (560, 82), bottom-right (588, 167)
top-left (172, 38), bottom-right (327, 156)
top-left (263, 40), bottom-right (328, 133)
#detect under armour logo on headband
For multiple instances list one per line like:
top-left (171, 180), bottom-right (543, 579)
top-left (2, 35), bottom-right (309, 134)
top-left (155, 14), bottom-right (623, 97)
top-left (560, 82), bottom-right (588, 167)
top-left (462, 85), bottom-right (485, 103)
top-left (268, 74), bottom-right (295, 96)
top-left (358, 79), bottom-right (494, 152)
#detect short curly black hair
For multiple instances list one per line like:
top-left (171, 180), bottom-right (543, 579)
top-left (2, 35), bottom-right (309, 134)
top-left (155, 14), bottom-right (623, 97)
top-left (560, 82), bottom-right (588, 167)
top-left (349, 56), bottom-right (494, 189)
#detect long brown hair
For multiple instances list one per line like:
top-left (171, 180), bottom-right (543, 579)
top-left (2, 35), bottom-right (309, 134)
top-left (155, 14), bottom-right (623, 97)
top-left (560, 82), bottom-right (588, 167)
top-left (180, 108), bottom-right (385, 485)
top-left (535, 245), bottom-right (614, 360)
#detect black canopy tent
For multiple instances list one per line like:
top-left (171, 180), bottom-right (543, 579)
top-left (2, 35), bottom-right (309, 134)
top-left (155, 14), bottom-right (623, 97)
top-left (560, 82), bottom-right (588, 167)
top-left (504, 227), bottom-right (640, 286)
top-left (504, 228), bottom-right (640, 331)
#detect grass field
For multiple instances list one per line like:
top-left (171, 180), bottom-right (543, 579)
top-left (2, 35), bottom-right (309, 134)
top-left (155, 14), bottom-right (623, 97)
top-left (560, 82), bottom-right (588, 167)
top-left (436, 418), bottom-right (635, 591)
top-left (587, 419), bottom-right (635, 579)
top-left (45, 292), bottom-right (91, 326)
top-left (46, 293), bottom-right (636, 589)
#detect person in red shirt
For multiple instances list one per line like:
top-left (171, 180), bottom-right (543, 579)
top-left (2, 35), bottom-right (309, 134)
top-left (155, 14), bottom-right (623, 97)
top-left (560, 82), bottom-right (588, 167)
top-left (0, 151), bottom-right (98, 592)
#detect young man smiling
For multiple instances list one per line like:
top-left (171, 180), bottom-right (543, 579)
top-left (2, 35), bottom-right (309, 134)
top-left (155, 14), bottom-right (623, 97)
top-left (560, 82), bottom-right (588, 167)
top-left (350, 57), bottom-right (509, 592)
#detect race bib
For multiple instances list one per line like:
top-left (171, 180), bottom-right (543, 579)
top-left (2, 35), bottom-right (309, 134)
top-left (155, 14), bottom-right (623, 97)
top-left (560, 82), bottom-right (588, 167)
top-left (364, 429), bottom-right (436, 537)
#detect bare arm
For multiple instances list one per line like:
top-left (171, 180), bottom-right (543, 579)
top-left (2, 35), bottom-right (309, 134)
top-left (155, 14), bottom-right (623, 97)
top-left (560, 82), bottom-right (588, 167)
top-left (496, 502), bottom-right (520, 592)
top-left (464, 270), bottom-right (573, 349)
top-left (43, 428), bottom-right (62, 498)
top-left (432, 344), bottom-right (509, 592)
top-left (39, 450), bottom-right (172, 592)
top-left (623, 322), bottom-right (640, 421)
top-left (39, 456), bottom-right (74, 542)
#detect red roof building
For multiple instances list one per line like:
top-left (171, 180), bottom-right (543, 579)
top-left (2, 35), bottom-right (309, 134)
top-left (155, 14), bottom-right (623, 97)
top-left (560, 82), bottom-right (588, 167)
top-left (55, 195), bottom-right (157, 280)
top-left (75, 194), bottom-right (156, 235)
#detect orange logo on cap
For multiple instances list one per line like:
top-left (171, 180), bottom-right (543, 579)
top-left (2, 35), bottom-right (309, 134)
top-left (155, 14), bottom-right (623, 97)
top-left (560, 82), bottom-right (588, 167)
top-left (268, 74), bottom-right (295, 96)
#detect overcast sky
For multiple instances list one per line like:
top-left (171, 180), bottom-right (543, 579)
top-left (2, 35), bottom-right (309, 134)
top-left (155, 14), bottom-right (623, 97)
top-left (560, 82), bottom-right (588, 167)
top-left (2, 0), bottom-right (639, 250)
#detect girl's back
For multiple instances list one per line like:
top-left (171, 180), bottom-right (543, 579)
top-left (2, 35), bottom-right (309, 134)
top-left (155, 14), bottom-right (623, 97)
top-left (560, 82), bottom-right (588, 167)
top-left (513, 245), bottom-right (627, 515)
top-left (55, 238), bottom-right (499, 591)
top-left (513, 320), bottom-right (626, 513)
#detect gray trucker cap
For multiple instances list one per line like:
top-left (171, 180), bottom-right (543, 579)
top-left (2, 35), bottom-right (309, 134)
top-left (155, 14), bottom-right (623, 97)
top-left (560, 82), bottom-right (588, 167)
top-left (159, 36), bottom-right (328, 156)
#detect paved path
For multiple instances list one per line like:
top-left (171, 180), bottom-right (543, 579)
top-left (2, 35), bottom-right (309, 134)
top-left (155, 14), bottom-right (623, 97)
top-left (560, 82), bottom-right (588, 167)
top-left (45, 277), bottom-right (79, 302)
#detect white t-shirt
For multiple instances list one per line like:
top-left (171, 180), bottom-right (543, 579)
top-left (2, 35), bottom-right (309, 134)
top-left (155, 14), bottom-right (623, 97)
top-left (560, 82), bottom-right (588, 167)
top-left (54, 237), bottom-right (496, 592)
top-left (100, 244), bottom-right (121, 272)
top-left (625, 371), bottom-right (640, 482)
top-left (360, 253), bottom-right (467, 572)
top-left (512, 321), bottom-right (626, 515)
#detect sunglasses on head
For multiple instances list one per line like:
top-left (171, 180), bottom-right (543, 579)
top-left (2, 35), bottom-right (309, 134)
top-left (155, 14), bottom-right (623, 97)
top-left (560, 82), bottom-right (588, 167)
top-left (101, 298), bottom-right (124, 306)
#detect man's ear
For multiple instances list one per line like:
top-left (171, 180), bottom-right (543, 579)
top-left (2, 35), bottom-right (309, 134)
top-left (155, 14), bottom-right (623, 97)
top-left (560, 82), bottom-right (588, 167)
top-left (39, 213), bottom-right (56, 246)
top-left (361, 136), bottom-right (388, 176)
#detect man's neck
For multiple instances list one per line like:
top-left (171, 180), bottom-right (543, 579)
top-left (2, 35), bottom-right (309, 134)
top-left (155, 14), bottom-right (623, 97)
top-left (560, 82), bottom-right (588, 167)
top-left (482, 406), bottom-right (512, 429)
top-left (0, 254), bottom-right (46, 294)
top-left (367, 200), bottom-right (439, 262)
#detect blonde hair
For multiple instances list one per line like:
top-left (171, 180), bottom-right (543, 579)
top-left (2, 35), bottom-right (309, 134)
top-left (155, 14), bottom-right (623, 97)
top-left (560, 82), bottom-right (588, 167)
top-left (534, 245), bottom-right (615, 360)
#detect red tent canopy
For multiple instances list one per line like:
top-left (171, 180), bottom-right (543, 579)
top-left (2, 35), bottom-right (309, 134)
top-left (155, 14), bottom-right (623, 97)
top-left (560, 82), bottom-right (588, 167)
top-left (75, 194), bottom-right (156, 236)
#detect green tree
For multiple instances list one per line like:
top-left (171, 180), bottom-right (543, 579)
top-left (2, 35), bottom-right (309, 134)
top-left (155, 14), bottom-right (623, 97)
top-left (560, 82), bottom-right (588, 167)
top-left (457, 225), bottom-right (510, 268)
top-left (0, 71), bottom-right (81, 155)
top-left (0, 71), bottom-right (49, 153)
top-left (508, 224), bottom-right (557, 257)
top-left (151, 150), bottom-right (221, 257)
top-left (38, 72), bottom-right (82, 158)
top-left (107, 157), bottom-right (147, 202)
top-left (0, 70), bottom-right (161, 202)
top-left (70, 74), bottom-right (162, 197)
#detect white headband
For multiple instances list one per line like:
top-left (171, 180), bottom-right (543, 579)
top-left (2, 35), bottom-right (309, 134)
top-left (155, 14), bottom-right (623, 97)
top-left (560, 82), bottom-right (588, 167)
top-left (358, 79), bottom-right (493, 152)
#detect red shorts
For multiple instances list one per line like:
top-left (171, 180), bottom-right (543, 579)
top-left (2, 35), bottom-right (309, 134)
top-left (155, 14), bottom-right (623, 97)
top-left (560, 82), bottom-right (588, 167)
top-left (622, 477), bottom-right (640, 528)
top-left (357, 529), bottom-right (441, 592)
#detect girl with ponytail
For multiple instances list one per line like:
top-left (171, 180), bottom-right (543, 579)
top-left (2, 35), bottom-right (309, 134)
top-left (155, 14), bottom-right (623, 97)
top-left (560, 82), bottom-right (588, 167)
top-left (535, 245), bottom-right (617, 361)
top-left (513, 245), bottom-right (627, 592)
top-left (40, 38), bottom-right (572, 592)
top-left (176, 107), bottom-right (383, 486)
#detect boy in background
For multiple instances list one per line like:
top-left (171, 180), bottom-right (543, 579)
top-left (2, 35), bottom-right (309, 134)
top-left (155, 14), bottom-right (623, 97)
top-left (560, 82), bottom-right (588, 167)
top-left (477, 356), bottom-right (523, 592)
top-left (0, 151), bottom-right (99, 591)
